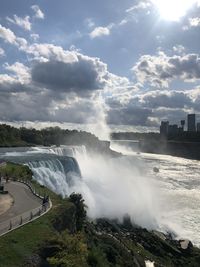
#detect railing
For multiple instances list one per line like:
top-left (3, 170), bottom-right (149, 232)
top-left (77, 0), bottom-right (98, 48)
top-left (0, 202), bottom-right (50, 236)
top-left (0, 179), bottom-right (52, 237)
top-left (16, 178), bottom-right (46, 200)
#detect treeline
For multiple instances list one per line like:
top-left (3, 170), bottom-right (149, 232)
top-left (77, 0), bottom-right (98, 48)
top-left (111, 131), bottom-right (160, 141)
top-left (0, 124), bottom-right (107, 152)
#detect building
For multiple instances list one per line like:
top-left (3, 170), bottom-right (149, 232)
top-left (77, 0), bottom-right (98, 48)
top-left (197, 123), bottom-right (200, 132)
top-left (168, 124), bottom-right (178, 135)
top-left (181, 120), bottom-right (185, 131)
top-left (187, 114), bottom-right (196, 132)
top-left (160, 121), bottom-right (169, 136)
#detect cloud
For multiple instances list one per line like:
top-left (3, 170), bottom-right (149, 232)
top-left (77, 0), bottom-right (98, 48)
top-left (133, 52), bottom-right (200, 87)
top-left (0, 47), bottom-right (5, 57)
top-left (30, 33), bottom-right (39, 41)
top-left (140, 90), bottom-right (192, 109)
top-left (31, 5), bottom-right (45, 20)
top-left (189, 17), bottom-right (200, 27)
top-left (28, 45), bottom-right (109, 95)
top-left (0, 74), bottom-right (29, 93)
top-left (173, 45), bottom-right (185, 54)
top-left (84, 18), bottom-right (95, 28)
top-left (4, 62), bottom-right (30, 83)
top-left (27, 43), bottom-right (78, 62)
top-left (107, 105), bottom-right (152, 126)
top-left (0, 24), bottom-right (17, 44)
top-left (105, 82), bottom-right (200, 127)
top-left (31, 59), bottom-right (106, 95)
top-left (89, 26), bottom-right (110, 38)
top-left (0, 36), bottom-right (132, 127)
top-left (126, 1), bottom-right (151, 13)
top-left (0, 24), bottom-right (28, 50)
top-left (6, 15), bottom-right (31, 31)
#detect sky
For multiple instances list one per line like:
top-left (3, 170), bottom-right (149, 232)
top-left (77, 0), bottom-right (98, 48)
top-left (1, 0), bottom-right (200, 136)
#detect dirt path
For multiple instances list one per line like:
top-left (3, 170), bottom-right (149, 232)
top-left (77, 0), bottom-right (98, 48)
top-left (0, 194), bottom-right (13, 215)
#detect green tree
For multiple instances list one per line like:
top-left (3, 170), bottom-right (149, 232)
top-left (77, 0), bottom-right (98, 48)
top-left (47, 231), bottom-right (88, 267)
top-left (69, 193), bottom-right (87, 231)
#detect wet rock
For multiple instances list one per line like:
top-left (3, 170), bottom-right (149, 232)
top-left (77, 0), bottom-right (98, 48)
top-left (153, 167), bottom-right (159, 173)
top-left (178, 239), bottom-right (193, 252)
top-left (152, 230), bottom-right (166, 241)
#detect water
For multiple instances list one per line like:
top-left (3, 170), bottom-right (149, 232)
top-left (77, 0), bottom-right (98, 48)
top-left (140, 152), bottom-right (200, 247)
top-left (0, 144), bottom-right (200, 246)
top-left (110, 142), bottom-right (200, 247)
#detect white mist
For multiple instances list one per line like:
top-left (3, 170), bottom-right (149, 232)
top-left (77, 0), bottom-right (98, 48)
top-left (70, 151), bottom-right (160, 229)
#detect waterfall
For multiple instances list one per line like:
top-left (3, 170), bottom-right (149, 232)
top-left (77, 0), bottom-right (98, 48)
top-left (0, 145), bottom-right (85, 197)
top-left (26, 146), bottom-right (85, 197)
top-left (49, 145), bottom-right (87, 159)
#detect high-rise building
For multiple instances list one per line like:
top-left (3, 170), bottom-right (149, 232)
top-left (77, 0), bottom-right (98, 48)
top-left (181, 120), bottom-right (185, 131)
top-left (160, 121), bottom-right (169, 136)
top-left (197, 123), bottom-right (200, 132)
top-left (168, 124), bottom-right (178, 135)
top-left (187, 114), bottom-right (196, 132)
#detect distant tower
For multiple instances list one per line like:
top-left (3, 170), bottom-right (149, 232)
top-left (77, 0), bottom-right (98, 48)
top-left (187, 114), bottom-right (196, 132)
top-left (160, 121), bottom-right (169, 137)
top-left (181, 120), bottom-right (185, 131)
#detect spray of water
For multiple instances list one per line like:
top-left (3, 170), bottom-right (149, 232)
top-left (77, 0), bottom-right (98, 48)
top-left (26, 146), bottom-right (160, 229)
top-left (71, 152), bottom-right (159, 229)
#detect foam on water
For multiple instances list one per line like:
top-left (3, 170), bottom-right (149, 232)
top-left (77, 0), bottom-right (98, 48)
top-left (143, 153), bottom-right (200, 247)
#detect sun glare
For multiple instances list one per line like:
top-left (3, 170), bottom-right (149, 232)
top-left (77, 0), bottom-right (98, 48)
top-left (152, 0), bottom-right (198, 21)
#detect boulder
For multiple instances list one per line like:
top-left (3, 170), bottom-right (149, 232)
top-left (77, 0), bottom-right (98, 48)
top-left (178, 239), bottom-right (193, 252)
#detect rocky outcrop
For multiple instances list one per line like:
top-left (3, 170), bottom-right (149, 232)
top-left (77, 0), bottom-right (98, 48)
top-left (85, 218), bottom-right (200, 267)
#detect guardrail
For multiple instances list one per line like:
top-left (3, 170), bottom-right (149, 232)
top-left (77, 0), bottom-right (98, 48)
top-left (0, 179), bottom-right (52, 237)
top-left (16, 178), bottom-right (46, 200)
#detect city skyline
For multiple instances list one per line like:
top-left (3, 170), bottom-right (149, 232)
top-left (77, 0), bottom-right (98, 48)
top-left (160, 113), bottom-right (200, 136)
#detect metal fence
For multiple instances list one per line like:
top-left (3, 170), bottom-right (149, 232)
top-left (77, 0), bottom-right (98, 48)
top-left (0, 179), bottom-right (52, 236)
top-left (16, 178), bottom-right (45, 200)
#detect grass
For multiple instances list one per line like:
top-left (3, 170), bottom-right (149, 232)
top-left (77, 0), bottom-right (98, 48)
top-left (0, 162), bottom-right (73, 267)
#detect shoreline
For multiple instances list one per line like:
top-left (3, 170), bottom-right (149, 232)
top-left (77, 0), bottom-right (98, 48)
top-left (139, 139), bottom-right (200, 160)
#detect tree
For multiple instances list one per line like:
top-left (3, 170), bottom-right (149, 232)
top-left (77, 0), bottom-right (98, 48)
top-left (69, 193), bottom-right (87, 231)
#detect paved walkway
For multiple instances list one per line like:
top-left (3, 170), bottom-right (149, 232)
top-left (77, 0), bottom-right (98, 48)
top-left (0, 181), bottom-right (42, 224)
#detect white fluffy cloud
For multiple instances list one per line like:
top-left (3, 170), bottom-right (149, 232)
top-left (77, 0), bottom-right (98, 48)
top-left (0, 24), bottom-right (28, 50)
top-left (90, 26), bottom-right (110, 39)
top-left (133, 52), bottom-right (200, 87)
top-left (31, 5), bottom-right (45, 20)
top-left (6, 15), bottom-right (31, 31)
top-left (0, 24), bottom-right (17, 44)
top-left (4, 62), bottom-right (30, 83)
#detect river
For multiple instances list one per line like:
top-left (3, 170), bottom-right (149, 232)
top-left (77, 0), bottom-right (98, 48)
top-left (0, 144), bottom-right (200, 247)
